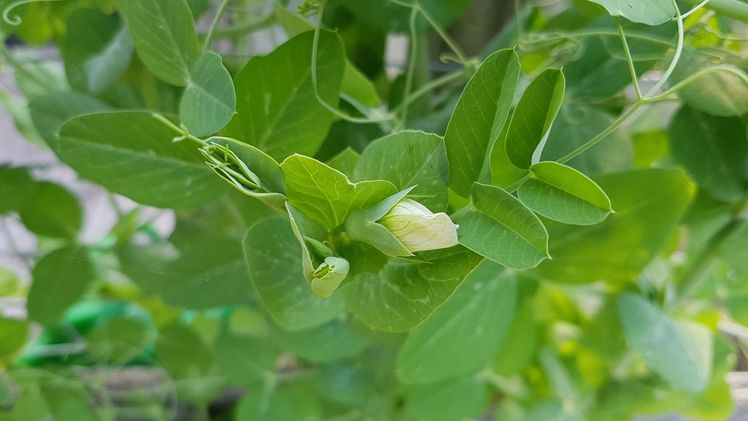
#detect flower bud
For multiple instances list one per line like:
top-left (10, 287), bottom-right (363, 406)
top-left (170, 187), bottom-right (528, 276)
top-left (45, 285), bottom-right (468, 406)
top-left (379, 199), bottom-right (459, 253)
top-left (311, 256), bottom-right (349, 299)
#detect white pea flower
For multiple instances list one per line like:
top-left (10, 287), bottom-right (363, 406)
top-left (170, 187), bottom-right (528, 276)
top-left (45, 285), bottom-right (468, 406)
top-left (379, 199), bottom-right (459, 253)
top-left (346, 188), bottom-right (459, 257)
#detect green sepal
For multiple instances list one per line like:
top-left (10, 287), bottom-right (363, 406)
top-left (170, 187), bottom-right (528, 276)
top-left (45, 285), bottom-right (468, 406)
top-left (201, 136), bottom-right (286, 208)
top-left (345, 187), bottom-right (416, 257)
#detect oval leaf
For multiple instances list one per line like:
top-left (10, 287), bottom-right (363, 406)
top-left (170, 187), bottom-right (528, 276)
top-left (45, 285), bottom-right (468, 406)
top-left (518, 161), bottom-right (612, 225)
top-left (587, 0), bottom-right (676, 26)
top-left (114, 0), bottom-right (199, 86)
top-left (58, 111), bottom-right (226, 209)
top-left (618, 294), bottom-right (712, 392)
top-left (455, 183), bottom-right (549, 270)
top-left (179, 52), bottom-right (236, 137)
top-left (27, 247), bottom-right (94, 324)
top-left (669, 106), bottom-right (748, 202)
top-left (444, 49), bottom-right (520, 197)
top-left (505, 68), bottom-right (565, 170)
top-left (397, 260), bottom-right (516, 384)
top-left (243, 216), bottom-right (345, 331)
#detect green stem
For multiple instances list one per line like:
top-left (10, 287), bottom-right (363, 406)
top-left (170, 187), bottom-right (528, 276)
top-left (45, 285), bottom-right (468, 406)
top-left (642, 64), bottom-right (748, 103)
top-left (398, 6), bottom-right (420, 128)
top-left (203, 0), bottom-right (232, 52)
top-left (151, 113), bottom-right (206, 146)
top-left (689, 0), bottom-right (748, 22)
top-left (311, 0), bottom-right (393, 124)
top-left (616, 18), bottom-right (642, 99)
top-left (206, 13), bottom-right (274, 39)
top-left (394, 68), bottom-right (469, 114)
top-left (645, 0), bottom-right (684, 97)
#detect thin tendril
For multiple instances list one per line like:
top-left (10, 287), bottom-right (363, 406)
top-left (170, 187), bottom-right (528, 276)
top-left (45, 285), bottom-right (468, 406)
top-left (398, 6), bottom-right (420, 129)
top-left (646, 0), bottom-right (685, 97)
top-left (681, 0), bottom-right (712, 19)
top-left (616, 19), bottom-right (642, 99)
top-left (3, 0), bottom-right (62, 25)
top-left (203, 0), bottom-right (232, 52)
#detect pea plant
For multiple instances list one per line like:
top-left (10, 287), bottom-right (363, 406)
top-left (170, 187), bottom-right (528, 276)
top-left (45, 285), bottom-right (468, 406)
top-left (1, 0), bottom-right (748, 419)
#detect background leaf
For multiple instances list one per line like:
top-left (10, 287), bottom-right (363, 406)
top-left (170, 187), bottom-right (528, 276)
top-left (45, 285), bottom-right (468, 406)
top-left (618, 294), bottom-right (713, 392)
top-left (58, 111), bottom-right (226, 208)
top-left (18, 182), bottom-right (82, 239)
top-left (114, 0), bottom-right (199, 86)
top-left (61, 9), bottom-right (132, 93)
top-left (535, 169), bottom-right (694, 283)
top-left (397, 260), bottom-right (516, 384)
top-left (669, 106), bottom-right (748, 202)
top-left (27, 247), bottom-right (95, 324)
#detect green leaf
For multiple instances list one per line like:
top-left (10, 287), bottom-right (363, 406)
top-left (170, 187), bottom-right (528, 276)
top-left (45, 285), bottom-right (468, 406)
top-left (58, 111), bottom-right (226, 209)
top-left (505, 68), bottom-right (565, 169)
top-left (518, 161), bottom-right (612, 226)
top-left (587, 0), bottom-right (676, 26)
top-left (354, 131), bottom-right (449, 211)
top-left (535, 169), bottom-right (694, 283)
top-left (277, 319), bottom-right (368, 363)
top-left (669, 106), bottom-right (748, 202)
top-left (18, 182), bottom-right (82, 239)
top-left (227, 30), bottom-right (345, 160)
top-left (114, 0), bottom-right (199, 86)
top-left (397, 260), bottom-right (516, 383)
top-left (179, 52), bottom-right (236, 137)
top-left (342, 62), bottom-right (381, 107)
top-left (0, 166), bottom-right (36, 215)
top-left (444, 49), bottom-right (520, 197)
top-left (281, 154), bottom-right (397, 230)
top-left (29, 92), bottom-right (111, 151)
top-left (0, 317), bottom-right (27, 361)
top-left (60, 9), bottom-right (132, 93)
top-left (455, 183), bottom-right (549, 270)
top-left (27, 247), bottom-right (95, 324)
top-left (155, 323), bottom-right (212, 376)
top-left (326, 147), bottom-right (360, 178)
top-left (671, 48), bottom-right (748, 117)
top-left (405, 376), bottom-right (488, 421)
top-left (343, 247), bottom-right (484, 332)
top-left (214, 334), bottom-right (277, 386)
top-left (85, 317), bottom-right (150, 364)
top-left (618, 294), bottom-right (712, 392)
top-left (243, 217), bottom-right (345, 330)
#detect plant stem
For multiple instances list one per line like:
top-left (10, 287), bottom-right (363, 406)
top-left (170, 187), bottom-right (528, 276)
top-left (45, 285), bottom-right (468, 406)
top-left (688, 0), bottom-right (748, 22)
top-left (642, 64), bottom-right (748, 103)
top-left (616, 19), bottom-right (642, 99)
top-left (203, 0), bottom-right (232, 52)
top-left (398, 6), bottom-right (420, 129)
top-left (645, 0), bottom-right (684, 97)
